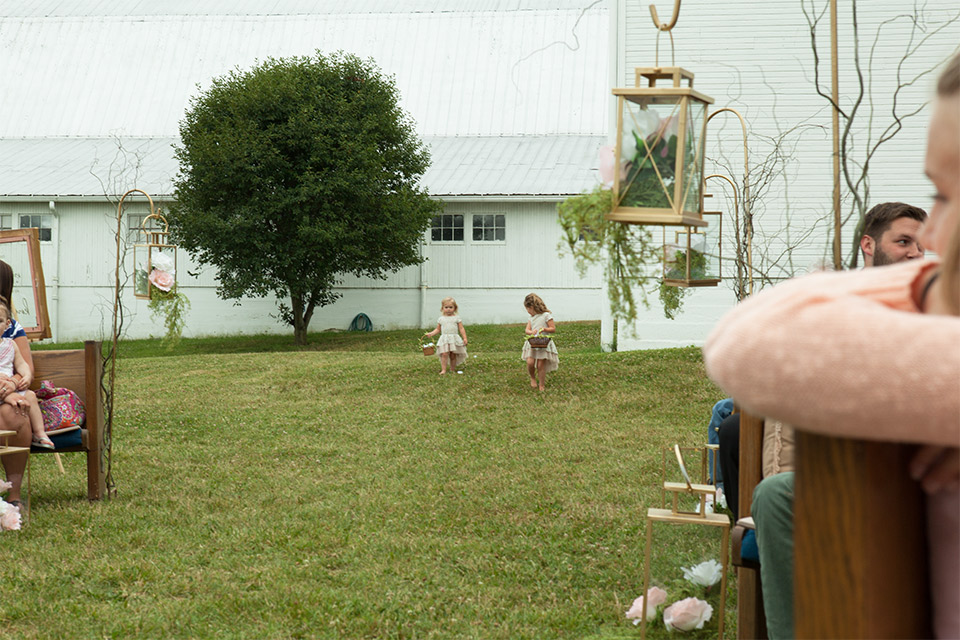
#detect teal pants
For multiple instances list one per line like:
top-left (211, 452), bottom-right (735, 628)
top-left (752, 472), bottom-right (795, 640)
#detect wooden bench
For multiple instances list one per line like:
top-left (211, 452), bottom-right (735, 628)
top-left (793, 432), bottom-right (930, 638)
top-left (27, 341), bottom-right (105, 501)
top-left (733, 407), bottom-right (931, 638)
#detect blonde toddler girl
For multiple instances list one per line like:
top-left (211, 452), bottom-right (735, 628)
top-left (423, 297), bottom-right (468, 375)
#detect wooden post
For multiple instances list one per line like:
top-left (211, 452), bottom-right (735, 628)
top-left (736, 410), bottom-right (767, 639)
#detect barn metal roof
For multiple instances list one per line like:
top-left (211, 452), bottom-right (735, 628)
top-left (0, 3), bottom-right (608, 139)
top-left (0, 135), bottom-right (604, 198)
top-left (0, 1), bottom-right (601, 17)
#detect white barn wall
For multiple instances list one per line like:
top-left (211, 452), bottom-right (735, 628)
top-left (8, 198), bottom-right (600, 342)
top-left (613, 1), bottom-right (960, 349)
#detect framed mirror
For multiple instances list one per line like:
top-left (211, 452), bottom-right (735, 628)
top-left (0, 229), bottom-right (52, 340)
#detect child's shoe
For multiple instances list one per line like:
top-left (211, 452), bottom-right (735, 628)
top-left (31, 435), bottom-right (55, 450)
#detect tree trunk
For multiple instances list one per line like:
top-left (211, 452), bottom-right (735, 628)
top-left (291, 293), bottom-right (308, 346)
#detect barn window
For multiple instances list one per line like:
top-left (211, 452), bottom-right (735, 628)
top-left (0, 215), bottom-right (12, 230)
top-left (430, 214), bottom-right (463, 242)
top-left (18, 215), bottom-right (52, 242)
top-left (472, 214), bottom-right (505, 242)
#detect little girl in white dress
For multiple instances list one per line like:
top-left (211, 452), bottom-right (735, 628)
top-left (521, 292), bottom-right (558, 391)
top-left (423, 297), bottom-right (468, 375)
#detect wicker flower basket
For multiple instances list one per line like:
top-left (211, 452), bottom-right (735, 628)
top-left (419, 335), bottom-right (436, 356)
top-left (527, 336), bottom-right (552, 349)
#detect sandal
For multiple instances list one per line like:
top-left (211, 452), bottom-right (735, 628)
top-left (31, 435), bottom-right (55, 450)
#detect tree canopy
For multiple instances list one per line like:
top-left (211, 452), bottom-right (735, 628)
top-left (170, 51), bottom-right (441, 344)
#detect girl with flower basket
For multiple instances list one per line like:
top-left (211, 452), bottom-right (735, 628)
top-left (522, 293), bottom-right (558, 391)
top-left (422, 297), bottom-right (468, 375)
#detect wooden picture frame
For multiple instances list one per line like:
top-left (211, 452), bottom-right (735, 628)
top-left (0, 228), bottom-right (52, 340)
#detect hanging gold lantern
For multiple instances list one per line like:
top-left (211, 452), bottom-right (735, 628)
top-left (609, 67), bottom-right (714, 227)
top-left (133, 213), bottom-right (177, 300)
top-left (662, 207), bottom-right (721, 287)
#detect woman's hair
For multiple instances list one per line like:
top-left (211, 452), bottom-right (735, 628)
top-left (937, 52), bottom-right (960, 314)
top-left (524, 293), bottom-right (549, 314)
top-left (0, 261), bottom-right (14, 318)
top-left (440, 297), bottom-right (458, 312)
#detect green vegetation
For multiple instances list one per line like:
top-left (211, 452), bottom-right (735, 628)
top-left (170, 51), bottom-right (441, 344)
top-left (11, 323), bottom-right (732, 639)
top-left (557, 187), bottom-right (659, 324)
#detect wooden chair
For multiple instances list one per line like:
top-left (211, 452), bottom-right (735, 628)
top-left (27, 341), bottom-right (106, 501)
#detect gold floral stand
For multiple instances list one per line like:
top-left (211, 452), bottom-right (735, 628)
top-left (640, 445), bottom-right (729, 639)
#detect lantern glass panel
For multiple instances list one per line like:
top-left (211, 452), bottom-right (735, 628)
top-left (133, 243), bottom-right (177, 299)
top-left (0, 229), bottom-right (51, 339)
top-left (617, 96), bottom-right (684, 210)
top-left (678, 100), bottom-right (709, 217)
top-left (664, 226), bottom-right (720, 284)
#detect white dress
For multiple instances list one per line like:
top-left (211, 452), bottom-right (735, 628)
top-left (521, 312), bottom-right (559, 372)
top-left (435, 315), bottom-right (467, 367)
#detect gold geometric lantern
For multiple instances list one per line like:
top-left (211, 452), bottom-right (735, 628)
top-left (132, 213), bottom-right (177, 300)
top-left (609, 67), bottom-right (714, 228)
top-left (661, 208), bottom-right (721, 288)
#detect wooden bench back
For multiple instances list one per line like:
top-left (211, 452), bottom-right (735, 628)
top-left (737, 405), bottom-right (932, 638)
top-left (28, 341), bottom-right (105, 500)
top-left (794, 433), bottom-right (930, 638)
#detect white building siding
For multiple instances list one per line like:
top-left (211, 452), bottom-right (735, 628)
top-left (612, 1), bottom-right (960, 349)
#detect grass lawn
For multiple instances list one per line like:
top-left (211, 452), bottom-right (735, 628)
top-left (8, 322), bottom-right (732, 639)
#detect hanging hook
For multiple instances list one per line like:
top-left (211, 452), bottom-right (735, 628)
top-left (649, 0), bottom-right (681, 32)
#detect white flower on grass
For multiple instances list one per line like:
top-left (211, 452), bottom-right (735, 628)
top-left (625, 586), bottom-right (667, 624)
top-left (663, 597), bottom-right (713, 632)
top-left (682, 559), bottom-right (722, 587)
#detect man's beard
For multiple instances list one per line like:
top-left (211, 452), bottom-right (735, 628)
top-left (872, 246), bottom-right (897, 266)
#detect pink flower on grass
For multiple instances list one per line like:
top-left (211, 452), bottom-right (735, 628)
top-left (148, 269), bottom-right (175, 292)
top-left (626, 586), bottom-right (668, 624)
top-left (0, 500), bottom-right (21, 531)
top-left (663, 597), bottom-right (713, 632)
top-left (0, 479), bottom-right (11, 494)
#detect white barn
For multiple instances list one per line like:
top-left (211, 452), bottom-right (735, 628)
top-left (0, 1), bottom-right (609, 341)
top-left (1, 1), bottom-right (957, 347)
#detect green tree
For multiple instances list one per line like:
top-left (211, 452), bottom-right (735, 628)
top-left (170, 51), bottom-right (441, 344)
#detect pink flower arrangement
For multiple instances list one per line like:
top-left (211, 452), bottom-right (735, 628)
top-left (663, 597), bottom-right (713, 632)
top-left (0, 500), bottom-right (21, 531)
top-left (625, 586), bottom-right (668, 624)
top-left (148, 268), bottom-right (175, 292)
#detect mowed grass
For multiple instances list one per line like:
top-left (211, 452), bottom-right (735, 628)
top-left (9, 323), bottom-right (732, 639)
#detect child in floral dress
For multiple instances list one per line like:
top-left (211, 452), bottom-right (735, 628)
top-left (521, 293), bottom-right (558, 391)
top-left (423, 297), bottom-right (468, 375)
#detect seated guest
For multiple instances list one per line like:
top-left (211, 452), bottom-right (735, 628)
top-left (0, 260), bottom-right (35, 510)
top-left (744, 201), bottom-right (927, 639)
top-left (704, 52), bottom-right (959, 639)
